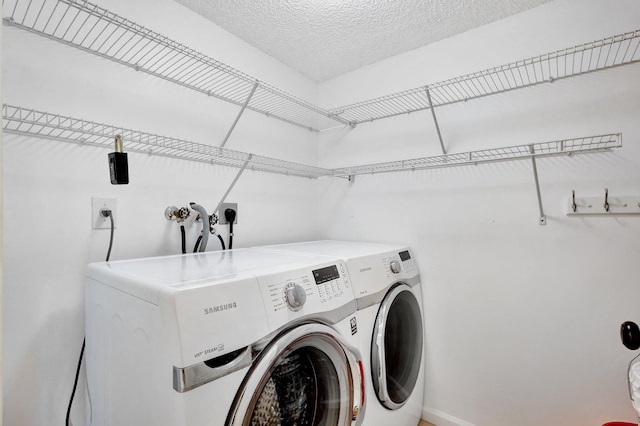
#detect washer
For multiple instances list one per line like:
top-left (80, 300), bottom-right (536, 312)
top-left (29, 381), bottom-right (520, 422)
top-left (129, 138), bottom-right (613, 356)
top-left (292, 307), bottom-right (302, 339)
top-left (85, 248), bottom-right (365, 426)
top-left (258, 240), bottom-right (425, 426)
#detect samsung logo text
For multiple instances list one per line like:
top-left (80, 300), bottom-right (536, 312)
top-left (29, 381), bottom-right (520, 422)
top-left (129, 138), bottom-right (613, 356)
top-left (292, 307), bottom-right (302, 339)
top-left (204, 302), bottom-right (237, 315)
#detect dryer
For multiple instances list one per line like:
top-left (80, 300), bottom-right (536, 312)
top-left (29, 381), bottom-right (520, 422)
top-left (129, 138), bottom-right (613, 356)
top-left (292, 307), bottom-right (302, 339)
top-left (85, 248), bottom-right (365, 426)
top-left (259, 241), bottom-right (425, 426)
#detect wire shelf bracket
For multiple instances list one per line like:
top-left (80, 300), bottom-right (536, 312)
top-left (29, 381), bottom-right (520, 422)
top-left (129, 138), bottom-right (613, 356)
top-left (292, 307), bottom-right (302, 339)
top-left (426, 88), bottom-right (446, 154)
top-left (529, 145), bottom-right (546, 225)
top-left (1, 104), bottom-right (335, 179)
top-left (213, 154), bottom-right (252, 216)
top-left (220, 81), bottom-right (258, 148)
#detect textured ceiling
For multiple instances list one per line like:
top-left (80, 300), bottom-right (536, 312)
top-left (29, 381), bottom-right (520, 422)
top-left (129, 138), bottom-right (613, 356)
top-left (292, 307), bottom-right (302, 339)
top-left (174, 0), bottom-right (552, 82)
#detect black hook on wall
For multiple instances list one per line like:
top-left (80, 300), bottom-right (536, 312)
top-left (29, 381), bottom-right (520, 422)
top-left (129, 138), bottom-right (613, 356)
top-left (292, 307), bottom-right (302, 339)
top-left (604, 188), bottom-right (610, 212)
top-left (572, 190), bottom-right (577, 212)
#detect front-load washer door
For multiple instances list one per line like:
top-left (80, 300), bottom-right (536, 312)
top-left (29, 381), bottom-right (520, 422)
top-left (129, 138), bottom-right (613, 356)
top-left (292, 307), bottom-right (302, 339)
top-left (371, 283), bottom-right (423, 410)
top-left (226, 323), bottom-right (365, 426)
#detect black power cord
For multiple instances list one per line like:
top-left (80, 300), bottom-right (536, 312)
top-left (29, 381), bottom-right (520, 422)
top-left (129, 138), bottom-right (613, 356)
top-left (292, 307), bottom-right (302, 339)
top-left (66, 209), bottom-right (114, 426)
top-left (180, 225), bottom-right (186, 254)
top-left (224, 208), bottom-right (236, 249)
top-left (65, 340), bottom-right (85, 426)
top-left (105, 212), bottom-right (114, 261)
top-left (217, 234), bottom-right (226, 250)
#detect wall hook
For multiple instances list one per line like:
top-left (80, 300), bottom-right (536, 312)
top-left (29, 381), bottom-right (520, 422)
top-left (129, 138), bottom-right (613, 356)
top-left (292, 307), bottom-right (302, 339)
top-left (567, 191), bottom-right (640, 216)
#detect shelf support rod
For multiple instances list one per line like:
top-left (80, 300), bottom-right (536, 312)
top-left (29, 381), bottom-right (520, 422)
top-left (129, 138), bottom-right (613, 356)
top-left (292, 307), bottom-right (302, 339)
top-left (220, 82), bottom-right (259, 148)
top-left (213, 154), bottom-right (253, 215)
top-left (529, 145), bottom-right (547, 226)
top-left (425, 88), bottom-right (446, 154)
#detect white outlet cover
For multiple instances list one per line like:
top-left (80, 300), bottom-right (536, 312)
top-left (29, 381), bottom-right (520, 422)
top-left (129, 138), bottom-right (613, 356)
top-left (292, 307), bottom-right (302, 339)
top-left (92, 197), bottom-right (117, 229)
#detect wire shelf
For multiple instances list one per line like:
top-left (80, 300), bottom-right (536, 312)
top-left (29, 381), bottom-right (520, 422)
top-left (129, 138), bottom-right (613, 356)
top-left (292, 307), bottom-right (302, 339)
top-left (3, 0), bottom-right (638, 132)
top-left (2, 104), bottom-right (333, 179)
top-left (1, 0), bottom-right (629, 180)
top-left (2, 105), bottom-right (622, 178)
top-left (330, 134), bottom-right (622, 177)
top-left (328, 30), bottom-right (640, 124)
top-left (2, 0), bottom-right (346, 132)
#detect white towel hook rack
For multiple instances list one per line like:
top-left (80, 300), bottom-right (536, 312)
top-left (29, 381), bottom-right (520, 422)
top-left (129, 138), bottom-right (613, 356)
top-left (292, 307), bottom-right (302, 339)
top-left (567, 189), bottom-right (640, 216)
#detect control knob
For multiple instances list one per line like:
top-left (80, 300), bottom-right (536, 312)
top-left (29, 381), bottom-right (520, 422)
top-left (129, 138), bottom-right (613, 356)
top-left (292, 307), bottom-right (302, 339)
top-left (389, 260), bottom-right (401, 274)
top-left (285, 283), bottom-right (307, 311)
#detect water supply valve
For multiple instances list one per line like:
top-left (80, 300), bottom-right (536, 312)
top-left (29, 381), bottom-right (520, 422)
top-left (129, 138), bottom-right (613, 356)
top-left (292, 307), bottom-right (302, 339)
top-left (108, 134), bottom-right (129, 185)
top-left (165, 206), bottom-right (191, 223)
top-left (209, 213), bottom-right (219, 234)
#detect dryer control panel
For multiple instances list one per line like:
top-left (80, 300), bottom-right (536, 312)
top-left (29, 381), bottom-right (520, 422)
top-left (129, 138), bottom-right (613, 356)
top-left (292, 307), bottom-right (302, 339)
top-left (257, 260), bottom-right (354, 331)
top-left (384, 249), bottom-right (418, 277)
top-left (348, 248), bottom-right (420, 297)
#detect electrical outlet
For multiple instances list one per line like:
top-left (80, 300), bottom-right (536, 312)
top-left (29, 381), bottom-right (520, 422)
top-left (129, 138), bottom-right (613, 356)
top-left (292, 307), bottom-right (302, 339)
top-left (92, 197), bottom-right (117, 229)
top-left (218, 202), bottom-right (238, 224)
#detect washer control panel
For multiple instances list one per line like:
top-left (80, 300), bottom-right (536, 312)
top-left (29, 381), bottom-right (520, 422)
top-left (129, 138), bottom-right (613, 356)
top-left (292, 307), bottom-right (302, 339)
top-left (312, 264), bottom-right (350, 303)
top-left (258, 260), bottom-right (353, 330)
top-left (284, 282), bottom-right (307, 311)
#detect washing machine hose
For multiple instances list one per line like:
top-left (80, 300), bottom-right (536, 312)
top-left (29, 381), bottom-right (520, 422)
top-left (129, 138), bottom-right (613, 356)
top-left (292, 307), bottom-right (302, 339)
top-left (190, 202), bottom-right (209, 252)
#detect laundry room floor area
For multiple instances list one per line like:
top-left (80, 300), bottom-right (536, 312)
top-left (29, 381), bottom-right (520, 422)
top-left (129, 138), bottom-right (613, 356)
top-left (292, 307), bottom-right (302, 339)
top-left (419, 421), bottom-right (436, 426)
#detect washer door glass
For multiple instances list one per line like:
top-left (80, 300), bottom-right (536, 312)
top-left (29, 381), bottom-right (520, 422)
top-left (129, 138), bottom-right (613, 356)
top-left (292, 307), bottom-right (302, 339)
top-left (371, 284), bottom-right (423, 410)
top-left (227, 323), bottom-right (364, 426)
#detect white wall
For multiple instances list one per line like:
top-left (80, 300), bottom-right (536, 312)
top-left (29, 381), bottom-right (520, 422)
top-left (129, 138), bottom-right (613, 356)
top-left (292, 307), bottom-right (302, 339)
top-left (3, 0), bottom-right (640, 425)
top-left (1, 0), bottom-right (320, 425)
top-left (318, 0), bottom-right (640, 425)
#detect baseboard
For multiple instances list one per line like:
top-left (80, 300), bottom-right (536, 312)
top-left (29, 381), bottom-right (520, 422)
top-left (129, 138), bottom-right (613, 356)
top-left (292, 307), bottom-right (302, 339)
top-left (422, 406), bottom-right (477, 426)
